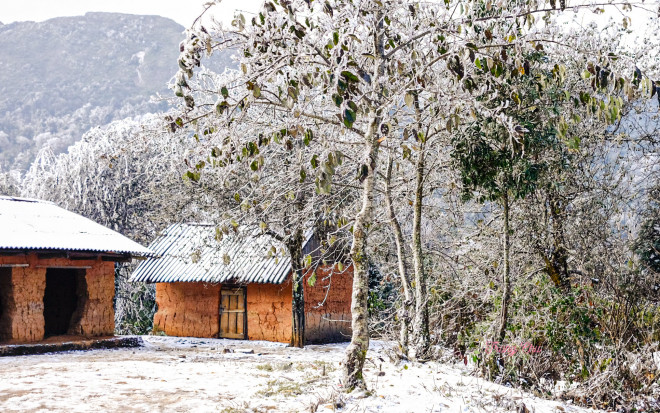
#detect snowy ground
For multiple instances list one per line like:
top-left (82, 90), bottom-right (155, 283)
top-left (0, 336), bottom-right (602, 413)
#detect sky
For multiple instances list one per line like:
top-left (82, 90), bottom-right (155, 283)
top-left (0, 0), bottom-right (264, 28)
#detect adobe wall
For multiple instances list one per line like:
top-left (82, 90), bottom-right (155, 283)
top-left (0, 257), bottom-right (46, 343)
top-left (303, 264), bottom-right (353, 343)
top-left (246, 282), bottom-right (292, 343)
top-left (244, 264), bottom-right (353, 344)
top-left (0, 254), bottom-right (116, 343)
top-left (68, 260), bottom-right (116, 336)
top-left (153, 282), bottom-right (221, 337)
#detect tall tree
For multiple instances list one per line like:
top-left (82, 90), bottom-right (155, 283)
top-left (170, 66), bottom-right (358, 348)
top-left (450, 34), bottom-right (650, 343)
top-left (172, 0), bottom-right (654, 390)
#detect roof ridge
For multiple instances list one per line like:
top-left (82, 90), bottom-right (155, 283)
top-left (178, 222), bottom-right (215, 227)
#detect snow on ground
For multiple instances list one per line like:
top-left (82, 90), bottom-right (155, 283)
top-left (0, 336), bottom-right (603, 413)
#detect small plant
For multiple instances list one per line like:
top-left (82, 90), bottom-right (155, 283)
top-left (219, 402), bottom-right (251, 413)
top-left (257, 379), bottom-right (304, 398)
top-left (256, 363), bottom-right (274, 372)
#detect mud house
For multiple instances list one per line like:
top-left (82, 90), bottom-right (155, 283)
top-left (0, 196), bottom-right (153, 343)
top-left (131, 223), bottom-right (353, 343)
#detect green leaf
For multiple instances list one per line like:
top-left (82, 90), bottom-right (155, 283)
top-left (334, 150), bottom-right (344, 165)
top-left (311, 154), bottom-right (319, 168)
top-left (333, 32), bottom-right (339, 45)
top-left (216, 101), bottom-right (228, 114)
top-left (323, 160), bottom-right (335, 175)
top-left (303, 129), bottom-right (314, 146)
top-left (185, 171), bottom-right (200, 182)
top-left (307, 272), bottom-right (317, 287)
top-left (402, 144), bottom-right (411, 159)
top-left (404, 93), bottom-right (414, 109)
top-left (343, 109), bottom-right (356, 128)
top-left (248, 141), bottom-right (259, 156)
top-left (568, 136), bottom-right (581, 150)
top-left (253, 86), bottom-right (261, 98)
top-left (341, 71), bottom-right (359, 82)
top-left (221, 86), bottom-right (229, 98)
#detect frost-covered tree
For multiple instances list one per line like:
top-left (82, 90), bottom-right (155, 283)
top-left (21, 114), bottom-right (202, 333)
top-left (171, 0), bottom-right (656, 390)
top-left (0, 171), bottom-right (20, 197)
top-left (170, 70), bottom-right (358, 347)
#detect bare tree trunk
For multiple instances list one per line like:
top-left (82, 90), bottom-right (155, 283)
top-left (410, 146), bottom-right (431, 360)
top-left (547, 192), bottom-right (571, 292)
top-left (343, 117), bottom-right (379, 391)
top-left (496, 191), bottom-right (511, 343)
top-left (385, 155), bottom-right (413, 356)
top-left (288, 228), bottom-right (305, 348)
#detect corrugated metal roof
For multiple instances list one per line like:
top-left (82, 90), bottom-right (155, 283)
top-left (0, 196), bottom-right (154, 257)
top-left (130, 223), bottom-right (310, 284)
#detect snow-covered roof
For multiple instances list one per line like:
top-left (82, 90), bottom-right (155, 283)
top-left (0, 196), bottom-right (153, 257)
top-left (131, 223), bottom-right (313, 284)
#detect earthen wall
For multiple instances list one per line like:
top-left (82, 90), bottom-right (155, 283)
top-left (153, 282), bottom-right (221, 337)
top-left (246, 281), bottom-right (292, 343)
top-left (303, 264), bottom-right (353, 343)
top-left (68, 260), bottom-right (116, 336)
top-left (0, 254), bottom-right (116, 343)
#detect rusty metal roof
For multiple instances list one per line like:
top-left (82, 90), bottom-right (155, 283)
top-left (130, 223), bottom-right (311, 284)
top-left (0, 196), bottom-right (154, 257)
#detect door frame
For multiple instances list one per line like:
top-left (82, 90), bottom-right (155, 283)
top-left (219, 285), bottom-right (247, 340)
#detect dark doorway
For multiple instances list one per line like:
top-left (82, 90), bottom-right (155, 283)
top-left (0, 268), bottom-right (10, 340)
top-left (43, 268), bottom-right (83, 337)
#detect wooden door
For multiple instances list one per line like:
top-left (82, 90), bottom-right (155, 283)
top-left (219, 287), bottom-right (246, 339)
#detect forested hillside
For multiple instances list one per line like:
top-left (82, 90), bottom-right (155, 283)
top-left (0, 13), bottom-right (183, 170)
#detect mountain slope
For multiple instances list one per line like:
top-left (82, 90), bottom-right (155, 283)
top-left (0, 12), bottom-right (184, 170)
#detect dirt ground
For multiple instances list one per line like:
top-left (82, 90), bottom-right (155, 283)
top-left (0, 336), bottom-right (602, 413)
